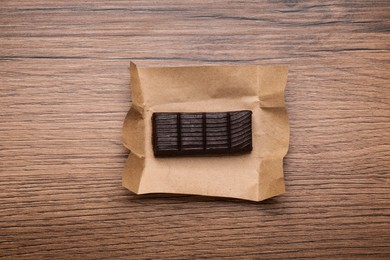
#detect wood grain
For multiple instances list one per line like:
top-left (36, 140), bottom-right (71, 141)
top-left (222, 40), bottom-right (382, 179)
top-left (1, 0), bottom-right (389, 258)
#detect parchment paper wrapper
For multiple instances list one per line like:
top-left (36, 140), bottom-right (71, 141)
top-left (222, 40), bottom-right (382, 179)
top-left (123, 62), bottom-right (289, 201)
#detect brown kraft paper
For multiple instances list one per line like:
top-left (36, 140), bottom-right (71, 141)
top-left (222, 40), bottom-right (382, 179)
top-left (123, 62), bottom-right (289, 201)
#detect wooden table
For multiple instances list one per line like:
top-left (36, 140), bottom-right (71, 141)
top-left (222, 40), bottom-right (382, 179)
top-left (1, 1), bottom-right (389, 258)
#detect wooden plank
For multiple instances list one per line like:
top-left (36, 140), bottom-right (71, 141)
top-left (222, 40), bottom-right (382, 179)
top-left (0, 0), bottom-right (389, 258)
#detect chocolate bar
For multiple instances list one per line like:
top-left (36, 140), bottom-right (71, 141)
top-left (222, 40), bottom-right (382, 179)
top-left (152, 110), bottom-right (252, 157)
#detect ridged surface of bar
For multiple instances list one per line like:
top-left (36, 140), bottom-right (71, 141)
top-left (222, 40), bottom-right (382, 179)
top-left (152, 110), bottom-right (252, 156)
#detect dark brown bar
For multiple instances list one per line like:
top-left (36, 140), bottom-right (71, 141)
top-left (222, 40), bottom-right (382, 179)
top-left (152, 110), bottom-right (252, 157)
